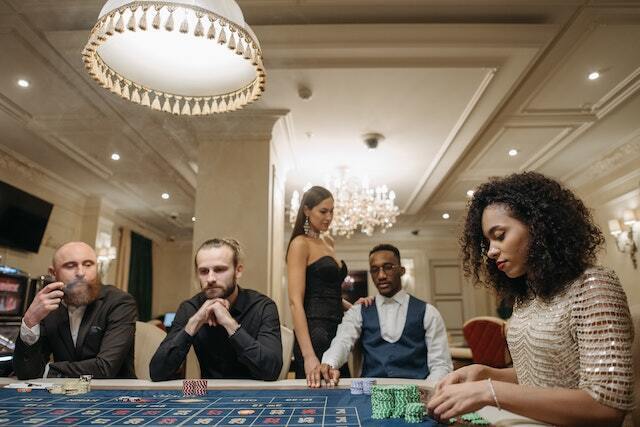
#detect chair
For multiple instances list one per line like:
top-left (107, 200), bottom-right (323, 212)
top-left (186, 347), bottom-right (201, 379)
top-left (279, 325), bottom-right (294, 380)
top-left (462, 316), bottom-right (511, 368)
top-left (134, 321), bottom-right (167, 380)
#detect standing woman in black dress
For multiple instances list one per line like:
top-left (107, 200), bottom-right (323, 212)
top-left (287, 186), bottom-right (351, 384)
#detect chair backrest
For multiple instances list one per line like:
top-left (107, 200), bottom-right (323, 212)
top-left (134, 321), bottom-right (167, 380)
top-left (463, 316), bottom-right (511, 368)
top-left (279, 325), bottom-right (294, 380)
top-left (186, 347), bottom-right (201, 379)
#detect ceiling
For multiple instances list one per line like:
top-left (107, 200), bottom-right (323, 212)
top-left (0, 0), bottom-right (639, 241)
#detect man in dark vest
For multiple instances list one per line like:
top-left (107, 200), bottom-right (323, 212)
top-left (308, 244), bottom-right (452, 387)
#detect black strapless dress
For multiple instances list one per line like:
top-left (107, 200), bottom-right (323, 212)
top-left (293, 256), bottom-right (351, 379)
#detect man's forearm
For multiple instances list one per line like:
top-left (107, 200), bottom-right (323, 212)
top-left (49, 357), bottom-right (119, 379)
top-left (150, 330), bottom-right (193, 381)
top-left (231, 328), bottom-right (282, 381)
top-left (13, 337), bottom-right (47, 380)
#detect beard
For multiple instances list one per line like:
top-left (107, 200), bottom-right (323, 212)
top-left (63, 278), bottom-right (101, 307)
top-left (203, 275), bottom-right (237, 300)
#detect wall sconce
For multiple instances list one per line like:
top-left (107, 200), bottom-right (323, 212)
top-left (608, 209), bottom-right (639, 269)
top-left (97, 246), bottom-right (117, 278)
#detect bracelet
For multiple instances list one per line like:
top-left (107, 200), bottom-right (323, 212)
top-left (487, 378), bottom-right (501, 410)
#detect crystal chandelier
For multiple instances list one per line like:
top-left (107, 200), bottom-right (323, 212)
top-left (290, 168), bottom-right (400, 238)
top-left (82, 0), bottom-right (265, 115)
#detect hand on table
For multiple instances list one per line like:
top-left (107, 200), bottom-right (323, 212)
top-left (427, 380), bottom-right (492, 422)
top-left (307, 362), bottom-right (340, 388)
top-left (23, 282), bottom-right (65, 328)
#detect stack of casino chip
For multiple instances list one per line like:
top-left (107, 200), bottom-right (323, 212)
top-left (49, 375), bottom-right (92, 395)
top-left (350, 379), bottom-right (363, 395)
top-left (182, 379), bottom-right (208, 396)
top-left (370, 385), bottom-right (395, 419)
top-left (370, 384), bottom-right (421, 420)
top-left (391, 385), bottom-right (420, 418)
top-left (361, 378), bottom-right (376, 395)
top-left (404, 402), bottom-right (426, 423)
top-left (451, 412), bottom-right (491, 425)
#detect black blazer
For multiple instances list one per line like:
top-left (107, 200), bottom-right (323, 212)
top-left (14, 285), bottom-right (138, 380)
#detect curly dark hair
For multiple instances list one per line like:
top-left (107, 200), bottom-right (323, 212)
top-left (460, 171), bottom-right (604, 302)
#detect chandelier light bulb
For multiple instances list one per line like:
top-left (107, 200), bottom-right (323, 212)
top-left (588, 71), bottom-right (600, 81)
top-left (466, 189), bottom-right (475, 198)
top-left (82, 0), bottom-right (265, 115)
top-left (111, 153), bottom-right (121, 161)
top-left (161, 192), bottom-right (170, 200)
top-left (442, 213), bottom-right (450, 219)
top-left (291, 170), bottom-right (399, 237)
top-left (508, 148), bottom-right (519, 157)
top-left (17, 79), bottom-right (30, 88)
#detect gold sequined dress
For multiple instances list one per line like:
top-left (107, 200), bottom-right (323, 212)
top-left (506, 267), bottom-right (635, 410)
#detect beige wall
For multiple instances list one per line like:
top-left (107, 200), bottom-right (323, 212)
top-left (591, 191), bottom-right (640, 307)
top-left (151, 240), bottom-right (194, 318)
top-left (0, 150), bottom-right (85, 277)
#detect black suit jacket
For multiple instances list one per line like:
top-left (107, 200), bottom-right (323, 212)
top-left (14, 285), bottom-right (138, 380)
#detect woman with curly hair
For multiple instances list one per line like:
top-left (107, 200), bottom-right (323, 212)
top-left (427, 172), bottom-right (634, 426)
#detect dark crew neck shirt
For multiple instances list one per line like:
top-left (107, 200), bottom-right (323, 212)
top-left (150, 286), bottom-right (282, 381)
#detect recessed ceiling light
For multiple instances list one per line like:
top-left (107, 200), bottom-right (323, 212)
top-left (111, 153), bottom-right (120, 161)
top-left (588, 71), bottom-right (600, 81)
top-left (161, 193), bottom-right (170, 200)
top-left (17, 79), bottom-right (30, 88)
top-left (442, 213), bottom-right (450, 220)
top-left (508, 148), bottom-right (519, 157)
top-left (192, 216), bottom-right (196, 222)
top-left (466, 190), bottom-right (475, 198)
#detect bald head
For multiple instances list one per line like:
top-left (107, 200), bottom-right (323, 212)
top-left (50, 241), bottom-right (101, 307)
top-left (52, 241), bottom-right (96, 269)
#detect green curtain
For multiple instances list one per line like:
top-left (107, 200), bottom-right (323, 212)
top-left (128, 231), bottom-right (153, 321)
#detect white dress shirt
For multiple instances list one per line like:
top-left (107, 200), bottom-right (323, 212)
top-left (20, 304), bottom-right (87, 347)
top-left (321, 290), bottom-right (453, 382)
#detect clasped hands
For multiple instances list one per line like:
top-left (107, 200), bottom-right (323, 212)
top-left (188, 298), bottom-right (239, 336)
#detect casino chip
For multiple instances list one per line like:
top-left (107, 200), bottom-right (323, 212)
top-left (370, 384), bottom-right (421, 420)
top-left (404, 402), bottom-right (426, 423)
top-left (183, 379), bottom-right (208, 396)
top-left (450, 412), bottom-right (491, 425)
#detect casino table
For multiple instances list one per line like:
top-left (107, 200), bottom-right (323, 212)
top-left (0, 378), bottom-right (543, 426)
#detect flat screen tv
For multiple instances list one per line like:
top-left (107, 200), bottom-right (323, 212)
top-left (0, 180), bottom-right (53, 253)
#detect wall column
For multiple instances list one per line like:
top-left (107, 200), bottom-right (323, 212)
top-left (192, 110), bottom-right (292, 299)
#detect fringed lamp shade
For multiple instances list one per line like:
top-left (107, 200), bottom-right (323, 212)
top-left (82, 0), bottom-right (265, 115)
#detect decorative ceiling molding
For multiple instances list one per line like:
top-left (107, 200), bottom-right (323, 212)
top-left (403, 68), bottom-right (496, 213)
top-left (564, 130), bottom-right (640, 189)
top-left (24, 120), bottom-right (114, 180)
top-left (0, 144), bottom-right (87, 209)
top-left (592, 67), bottom-right (640, 119)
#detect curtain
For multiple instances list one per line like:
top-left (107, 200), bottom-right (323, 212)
top-left (128, 231), bottom-right (153, 321)
top-left (115, 227), bottom-right (131, 292)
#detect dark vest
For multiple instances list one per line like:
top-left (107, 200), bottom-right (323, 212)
top-left (361, 294), bottom-right (428, 379)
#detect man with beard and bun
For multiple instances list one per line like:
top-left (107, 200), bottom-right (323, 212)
top-left (150, 238), bottom-right (282, 381)
top-left (14, 241), bottom-right (137, 379)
